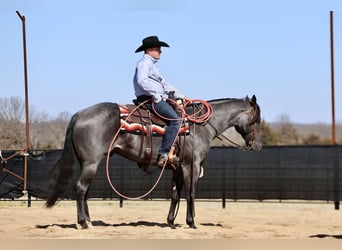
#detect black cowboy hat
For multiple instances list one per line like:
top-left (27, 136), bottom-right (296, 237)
top-left (135, 36), bottom-right (170, 53)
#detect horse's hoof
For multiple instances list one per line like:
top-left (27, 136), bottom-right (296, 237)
top-left (78, 220), bottom-right (91, 229)
top-left (187, 222), bottom-right (197, 229)
top-left (167, 220), bottom-right (176, 229)
top-left (77, 223), bottom-right (88, 229)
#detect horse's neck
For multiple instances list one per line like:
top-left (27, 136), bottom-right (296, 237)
top-left (208, 100), bottom-right (246, 136)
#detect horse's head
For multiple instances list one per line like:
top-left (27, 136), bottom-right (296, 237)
top-left (234, 95), bottom-right (262, 152)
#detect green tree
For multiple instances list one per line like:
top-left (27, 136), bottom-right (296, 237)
top-left (275, 114), bottom-right (299, 145)
top-left (302, 133), bottom-right (322, 145)
top-left (260, 120), bottom-right (278, 145)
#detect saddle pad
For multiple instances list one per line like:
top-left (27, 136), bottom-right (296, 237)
top-left (119, 105), bottom-right (189, 136)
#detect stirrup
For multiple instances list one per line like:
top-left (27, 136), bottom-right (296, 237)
top-left (157, 153), bottom-right (168, 167)
top-left (167, 146), bottom-right (179, 163)
top-left (168, 154), bottom-right (179, 164)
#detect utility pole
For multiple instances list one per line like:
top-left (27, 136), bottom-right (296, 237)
top-left (16, 10), bottom-right (30, 195)
top-left (330, 10), bottom-right (336, 145)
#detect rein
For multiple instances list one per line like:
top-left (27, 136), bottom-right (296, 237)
top-left (248, 106), bottom-right (259, 148)
top-left (215, 133), bottom-right (245, 149)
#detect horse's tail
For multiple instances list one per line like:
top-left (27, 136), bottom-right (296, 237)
top-left (45, 113), bottom-right (79, 208)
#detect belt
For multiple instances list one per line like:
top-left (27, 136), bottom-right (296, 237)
top-left (137, 95), bottom-right (153, 102)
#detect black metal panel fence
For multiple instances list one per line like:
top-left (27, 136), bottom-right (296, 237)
top-left (1, 146), bottom-right (341, 206)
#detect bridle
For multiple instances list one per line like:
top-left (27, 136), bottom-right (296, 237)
top-left (246, 105), bottom-right (259, 149)
top-left (214, 105), bottom-right (259, 150)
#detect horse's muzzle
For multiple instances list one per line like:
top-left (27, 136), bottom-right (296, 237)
top-left (248, 140), bottom-right (262, 152)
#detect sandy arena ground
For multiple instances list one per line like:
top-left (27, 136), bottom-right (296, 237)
top-left (1, 199), bottom-right (342, 239)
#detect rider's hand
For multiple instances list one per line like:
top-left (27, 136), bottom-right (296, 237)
top-left (154, 96), bottom-right (162, 103)
top-left (183, 97), bottom-right (192, 104)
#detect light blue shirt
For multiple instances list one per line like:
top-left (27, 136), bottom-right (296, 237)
top-left (133, 54), bottom-right (184, 102)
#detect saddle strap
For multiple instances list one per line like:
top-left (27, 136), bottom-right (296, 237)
top-left (137, 109), bottom-right (145, 160)
top-left (141, 109), bottom-right (153, 165)
top-left (145, 123), bottom-right (152, 162)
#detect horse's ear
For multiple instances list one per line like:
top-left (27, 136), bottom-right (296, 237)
top-left (250, 95), bottom-right (257, 106)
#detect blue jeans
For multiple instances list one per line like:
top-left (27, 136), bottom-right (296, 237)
top-left (147, 100), bottom-right (181, 154)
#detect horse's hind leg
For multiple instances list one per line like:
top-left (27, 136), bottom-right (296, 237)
top-left (167, 169), bottom-right (183, 228)
top-left (76, 161), bottom-right (100, 229)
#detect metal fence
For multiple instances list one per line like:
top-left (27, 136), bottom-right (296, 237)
top-left (1, 146), bottom-right (341, 208)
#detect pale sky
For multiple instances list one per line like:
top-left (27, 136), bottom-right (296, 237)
top-left (1, 0), bottom-right (341, 123)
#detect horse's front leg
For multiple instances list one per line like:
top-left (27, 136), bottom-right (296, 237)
top-left (182, 164), bottom-right (199, 229)
top-left (167, 169), bottom-right (183, 229)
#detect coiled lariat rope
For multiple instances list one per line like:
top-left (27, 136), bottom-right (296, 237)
top-left (151, 98), bottom-right (213, 124)
top-left (105, 98), bottom-right (212, 200)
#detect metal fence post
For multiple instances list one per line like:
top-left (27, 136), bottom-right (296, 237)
top-left (334, 146), bottom-right (340, 210)
top-left (222, 159), bottom-right (226, 209)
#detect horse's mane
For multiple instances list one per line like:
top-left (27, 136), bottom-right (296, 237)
top-left (207, 96), bottom-right (250, 104)
top-left (208, 96), bottom-right (260, 117)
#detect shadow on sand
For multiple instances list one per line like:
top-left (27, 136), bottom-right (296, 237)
top-left (310, 234), bottom-right (342, 239)
top-left (35, 220), bottom-right (223, 230)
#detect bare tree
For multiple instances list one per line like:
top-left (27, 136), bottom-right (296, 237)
top-left (0, 96), bottom-right (26, 149)
top-left (0, 96), bottom-right (25, 122)
top-left (0, 96), bottom-right (70, 150)
top-left (30, 111), bottom-right (71, 150)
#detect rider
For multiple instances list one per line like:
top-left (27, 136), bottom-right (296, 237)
top-left (133, 36), bottom-right (189, 166)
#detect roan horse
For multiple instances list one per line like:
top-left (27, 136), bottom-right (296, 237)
top-left (45, 95), bottom-right (262, 229)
